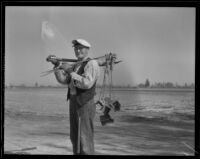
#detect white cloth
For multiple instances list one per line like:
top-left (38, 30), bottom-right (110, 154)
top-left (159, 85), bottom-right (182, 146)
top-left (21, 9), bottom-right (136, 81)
top-left (68, 59), bottom-right (100, 95)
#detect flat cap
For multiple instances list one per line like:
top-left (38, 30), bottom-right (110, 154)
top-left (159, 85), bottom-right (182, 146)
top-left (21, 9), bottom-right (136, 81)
top-left (72, 39), bottom-right (91, 48)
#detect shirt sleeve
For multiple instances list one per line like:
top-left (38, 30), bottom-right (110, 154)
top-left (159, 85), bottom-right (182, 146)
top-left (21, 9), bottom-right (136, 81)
top-left (70, 60), bottom-right (100, 89)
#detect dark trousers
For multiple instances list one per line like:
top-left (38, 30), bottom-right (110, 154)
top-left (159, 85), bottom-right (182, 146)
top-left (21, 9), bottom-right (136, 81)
top-left (69, 95), bottom-right (96, 155)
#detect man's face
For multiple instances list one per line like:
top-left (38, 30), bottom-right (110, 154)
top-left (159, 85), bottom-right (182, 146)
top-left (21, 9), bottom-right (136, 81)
top-left (74, 45), bottom-right (89, 60)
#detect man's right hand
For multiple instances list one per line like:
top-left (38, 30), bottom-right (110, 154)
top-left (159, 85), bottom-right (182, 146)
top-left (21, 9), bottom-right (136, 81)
top-left (59, 63), bottom-right (74, 74)
top-left (46, 55), bottom-right (60, 66)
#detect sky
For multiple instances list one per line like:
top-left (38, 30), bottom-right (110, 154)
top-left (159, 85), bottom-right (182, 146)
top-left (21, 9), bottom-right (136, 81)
top-left (5, 7), bottom-right (195, 86)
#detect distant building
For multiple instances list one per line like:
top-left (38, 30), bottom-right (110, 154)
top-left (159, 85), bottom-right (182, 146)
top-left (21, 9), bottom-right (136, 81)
top-left (35, 82), bottom-right (38, 87)
top-left (145, 79), bottom-right (150, 88)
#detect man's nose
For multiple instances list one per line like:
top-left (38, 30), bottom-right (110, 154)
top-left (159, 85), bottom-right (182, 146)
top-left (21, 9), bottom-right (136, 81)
top-left (77, 49), bottom-right (80, 52)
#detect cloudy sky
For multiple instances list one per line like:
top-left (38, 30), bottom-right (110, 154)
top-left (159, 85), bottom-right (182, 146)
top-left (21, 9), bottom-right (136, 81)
top-left (5, 7), bottom-right (195, 86)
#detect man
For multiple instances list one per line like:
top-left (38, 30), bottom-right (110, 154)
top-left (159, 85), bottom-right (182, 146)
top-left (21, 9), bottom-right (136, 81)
top-left (47, 39), bottom-right (100, 155)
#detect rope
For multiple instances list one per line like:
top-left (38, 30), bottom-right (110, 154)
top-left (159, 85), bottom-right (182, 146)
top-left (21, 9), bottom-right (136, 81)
top-left (98, 61), bottom-right (109, 101)
top-left (109, 53), bottom-right (115, 100)
top-left (98, 53), bottom-right (115, 101)
top-left (109, 59), bottom-right (113, 99)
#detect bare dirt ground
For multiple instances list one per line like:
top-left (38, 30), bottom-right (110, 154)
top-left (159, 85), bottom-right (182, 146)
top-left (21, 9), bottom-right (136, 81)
top-left (4, 111), bottom-right (194, 156)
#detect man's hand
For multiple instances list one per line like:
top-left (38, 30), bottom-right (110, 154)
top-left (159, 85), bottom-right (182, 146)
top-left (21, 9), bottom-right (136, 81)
top-left (111, 53), bottom-right (117, 60)
top-left (105, 53), bottom-right (117, 61)
top-left (46, 55), bottom-right (60, 66)
top-left (59, 63), bottom-right (74, 74)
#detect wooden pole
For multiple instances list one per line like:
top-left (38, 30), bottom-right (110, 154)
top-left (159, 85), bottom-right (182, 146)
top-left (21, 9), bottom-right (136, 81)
top-left (42, 54), bottom-right (122, 77)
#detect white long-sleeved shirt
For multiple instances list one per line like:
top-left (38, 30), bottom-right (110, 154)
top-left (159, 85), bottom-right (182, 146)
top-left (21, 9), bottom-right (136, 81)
top-left (54, 59), bottom-right (100, 95)
top-left (69, 59), bottom-right (100, 95)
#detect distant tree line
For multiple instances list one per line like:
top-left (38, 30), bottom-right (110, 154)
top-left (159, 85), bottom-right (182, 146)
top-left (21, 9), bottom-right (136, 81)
top-left (5, 79), bottom-right (195, 89)
top-left (137, 79), bottom-right (195, 88)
